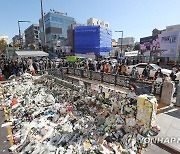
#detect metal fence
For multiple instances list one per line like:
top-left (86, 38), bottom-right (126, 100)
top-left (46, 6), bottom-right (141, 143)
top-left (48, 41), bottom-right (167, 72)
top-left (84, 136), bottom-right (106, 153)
top-left (44, 67), bottom-right (163, 96)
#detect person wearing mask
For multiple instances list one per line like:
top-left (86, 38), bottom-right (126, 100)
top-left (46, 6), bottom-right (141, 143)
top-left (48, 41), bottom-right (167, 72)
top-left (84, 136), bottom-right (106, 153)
top-left (130, 67), bottom-right (139, 82)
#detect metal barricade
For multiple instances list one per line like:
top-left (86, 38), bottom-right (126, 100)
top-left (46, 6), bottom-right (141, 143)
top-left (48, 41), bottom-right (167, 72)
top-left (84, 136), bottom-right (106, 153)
top-left (68, 67), bottom-right (75, 75)
top-left (103, 73), bottom-right (116, 84)
top-left (83, 69), bottom-right (91, 79)
top-left (47, 67), bottom-right (163, 97)
top-left (74, 69), bottom-right (82, 76)
top-left (92, 71), bottom-right (102, 81)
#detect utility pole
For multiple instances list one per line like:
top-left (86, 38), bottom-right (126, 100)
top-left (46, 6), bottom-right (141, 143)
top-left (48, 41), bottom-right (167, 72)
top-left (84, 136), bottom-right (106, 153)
top-left (40, 0), bottom-right (46, 49)
top-left (18, 21), bottom-right (21, 48)
top-left (115, 31), bottom-right (123, 57)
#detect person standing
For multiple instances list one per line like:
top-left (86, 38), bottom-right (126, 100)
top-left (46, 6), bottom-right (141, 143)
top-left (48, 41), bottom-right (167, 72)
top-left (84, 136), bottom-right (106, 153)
top-left (88, 61), bottom-right (95, 71)
top-left (130, 67), bottom-right (139, 82)
top-left (170, 66), bottom-right (177, 81)
top-left (154, 68), bottom-right (163, 80)
top-left (108, 62), bottom-right (112, 74)
top-left (32, 61), bottom-right (38, 73)
top-left (96, 61), bottom-right (101, 72)
top-left (143, 63), bottom-right (151, 80)
top-left (3, 62), bottom-right (11, 79)
top-left (104, 62), bottom-right (109, 73)
top-left (100, 62), bottom-right (104, 72)
top-left (121, 63), bottom-right (127, 75)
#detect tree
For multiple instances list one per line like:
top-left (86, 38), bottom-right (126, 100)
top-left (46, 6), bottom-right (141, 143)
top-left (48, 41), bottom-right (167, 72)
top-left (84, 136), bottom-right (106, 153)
top-left (14, 42), bottom-right (20, 47)
top-left (133, 42), bottom-right (140, 51)
top-left (0, 39), bottom-right (7, 55)
top-left (29, 43), bottom-right (35, 50)
top-left (152, 28), bottom-right (161, 36)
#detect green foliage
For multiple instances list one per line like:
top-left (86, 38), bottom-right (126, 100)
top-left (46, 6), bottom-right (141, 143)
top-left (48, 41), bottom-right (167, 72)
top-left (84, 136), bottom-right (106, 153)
top-left (14, 42), bottom-right (20, 47)
top-left (0, 39), bottom-right (7, 55)
top-left (134, 43), bottom-right (140, 51)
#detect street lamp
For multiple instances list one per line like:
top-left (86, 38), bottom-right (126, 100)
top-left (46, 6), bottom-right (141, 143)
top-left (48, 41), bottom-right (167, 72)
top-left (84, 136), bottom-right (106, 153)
top-left (115, 30), bottom-right (123, 57)
top-left (40, 0), bottom-right (46, 48)
top-left (18, 20), bottom-right (31, 49)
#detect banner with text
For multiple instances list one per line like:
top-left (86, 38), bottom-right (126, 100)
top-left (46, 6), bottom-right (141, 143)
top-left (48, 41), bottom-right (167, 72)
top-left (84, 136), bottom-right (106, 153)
top-left (159, 31), bottom-right (180, 57)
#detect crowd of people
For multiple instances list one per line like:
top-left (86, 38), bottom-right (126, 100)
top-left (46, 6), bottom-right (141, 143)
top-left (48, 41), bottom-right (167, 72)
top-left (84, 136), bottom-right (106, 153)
top-left (0, 57), bottom-right (179, 83)
top-left (69, 60), bottom-right (177, 82)
top-left (0, 58), bottom-right (56, 80)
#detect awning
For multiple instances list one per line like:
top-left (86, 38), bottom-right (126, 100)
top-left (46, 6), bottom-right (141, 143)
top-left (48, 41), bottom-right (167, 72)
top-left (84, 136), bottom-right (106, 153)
top-left (124, 51), bottom-right (139, 57)
top-left (15, 51), bottom-right (49, 57)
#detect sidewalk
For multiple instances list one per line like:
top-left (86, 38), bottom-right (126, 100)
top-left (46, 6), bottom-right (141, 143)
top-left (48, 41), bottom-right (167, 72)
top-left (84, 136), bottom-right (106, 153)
top-left (145, 144), bottom-right (171, 154)
top-left (155, 106), bottom-right (180, 152)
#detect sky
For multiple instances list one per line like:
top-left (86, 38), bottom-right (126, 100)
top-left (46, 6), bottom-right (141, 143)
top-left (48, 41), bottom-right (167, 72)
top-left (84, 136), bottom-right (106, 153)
top-left (1, 0), bottom-right (180, 42)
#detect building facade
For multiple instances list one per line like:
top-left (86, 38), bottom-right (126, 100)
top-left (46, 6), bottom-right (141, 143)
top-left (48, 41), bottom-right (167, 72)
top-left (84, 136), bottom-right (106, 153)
top-left (39, 11), bottom-right (75, 49)
top-left (67, 23), bottom-right (83, 53)
top-left (12, 35), bottom-right (21, 44)
top-left (166, 24), bottom-right (180, 32)
top-left (140, 24), bottom-right (180, 63)
top-left (12, 34), bottom-right (25, 47)
top-left (87, 18), bottom-right (109, 28)
top-left (25, 24), bottom-right (40, 49)
top-left (74, 26), bottom-right (112, 57)
top-left (118, 37), bottom-right (135, 46)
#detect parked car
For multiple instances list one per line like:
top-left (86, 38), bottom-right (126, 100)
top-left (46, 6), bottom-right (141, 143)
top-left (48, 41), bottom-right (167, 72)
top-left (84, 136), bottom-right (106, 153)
top-left (126, 63), bottom-right (172, 78)
top-left (175, 72), bottom-right (180, 81)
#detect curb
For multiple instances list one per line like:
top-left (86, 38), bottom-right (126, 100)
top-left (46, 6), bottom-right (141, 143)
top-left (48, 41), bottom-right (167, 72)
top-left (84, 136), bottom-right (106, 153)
top-left (155, 142), bottom-right (180, 154)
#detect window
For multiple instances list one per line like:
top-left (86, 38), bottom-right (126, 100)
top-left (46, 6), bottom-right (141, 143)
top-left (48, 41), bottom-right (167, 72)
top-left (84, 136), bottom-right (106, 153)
top-left (45, 27), bottom-right (62, 34)
top-left (136, 64), bottom-right (146, 68)
top-left (151, 64), bottom-right (161, 70)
